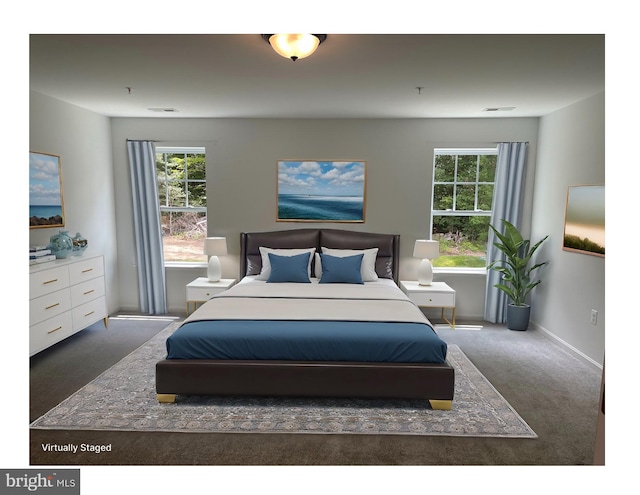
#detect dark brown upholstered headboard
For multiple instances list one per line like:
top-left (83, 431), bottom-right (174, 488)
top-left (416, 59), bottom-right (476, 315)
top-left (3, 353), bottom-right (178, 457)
top-left (240, 228), bottom-right (400, 285)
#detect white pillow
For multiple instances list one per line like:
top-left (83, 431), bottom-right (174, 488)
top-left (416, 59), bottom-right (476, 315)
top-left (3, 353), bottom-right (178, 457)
top-left (317, 247), bottom-right (379, 281)
top-left (258, 247), bottom-right (316, 281)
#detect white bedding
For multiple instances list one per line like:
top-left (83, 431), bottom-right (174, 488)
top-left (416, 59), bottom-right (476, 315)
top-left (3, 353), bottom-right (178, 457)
top-left (183, 276), bottom-right (430, 325)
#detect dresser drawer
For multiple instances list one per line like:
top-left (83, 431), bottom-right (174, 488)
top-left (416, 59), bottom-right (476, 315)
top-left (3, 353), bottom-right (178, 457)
top-left (30, 289), bottom-right (72, 326)
top-left (30, 311), bottom-right (74, 356)
top-left (30, 266), bottom-right (70, 299)
top-left (72, 296), bottom-right (106, 330)
top-left (68, 256), bottom-right (104, 285)
top-left (70, 276), bottom-right (105, 306)
top-left (409, 292), bottom-right (455, 307)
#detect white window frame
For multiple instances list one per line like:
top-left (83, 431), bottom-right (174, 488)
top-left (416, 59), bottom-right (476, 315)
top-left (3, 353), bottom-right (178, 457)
top-left (156, 146), bottom-right (207, 266)
top-left (430, 147), bottom-right (497, 273)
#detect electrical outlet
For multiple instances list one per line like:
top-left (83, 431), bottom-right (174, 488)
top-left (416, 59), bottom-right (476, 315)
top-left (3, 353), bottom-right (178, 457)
top-left (590, 309), bottom-right (598, 325)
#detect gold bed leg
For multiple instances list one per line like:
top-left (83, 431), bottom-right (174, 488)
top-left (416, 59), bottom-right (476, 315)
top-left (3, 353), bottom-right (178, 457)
top-left (157, 394), bottom-right (177, 403)
top-left (429, 400), bottom-right (452, 410)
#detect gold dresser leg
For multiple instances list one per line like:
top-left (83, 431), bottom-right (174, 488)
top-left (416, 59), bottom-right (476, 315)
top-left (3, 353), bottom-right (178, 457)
top-left (157, 394), bottom-right (177, 403)
top-left (429, 400), bottom-right (452, 410)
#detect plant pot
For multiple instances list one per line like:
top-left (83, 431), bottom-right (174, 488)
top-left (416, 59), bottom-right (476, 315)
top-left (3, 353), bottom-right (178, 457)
top-left (507, 304), bottom-right (531, 331)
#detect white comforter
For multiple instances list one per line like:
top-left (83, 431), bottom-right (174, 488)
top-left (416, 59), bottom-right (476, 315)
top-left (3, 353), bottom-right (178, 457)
top-left (184, 277), bottom-right (430, 325)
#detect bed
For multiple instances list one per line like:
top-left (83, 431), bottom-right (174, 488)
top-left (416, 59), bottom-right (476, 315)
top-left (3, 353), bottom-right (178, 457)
top-left (155, 228), bottom-right (455, 409)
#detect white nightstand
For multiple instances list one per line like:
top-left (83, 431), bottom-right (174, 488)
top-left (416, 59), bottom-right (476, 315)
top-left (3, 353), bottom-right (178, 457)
top-left (186, 277), bottom-right (236, 315)
top-left (400, 280), bottom-right (456, 328)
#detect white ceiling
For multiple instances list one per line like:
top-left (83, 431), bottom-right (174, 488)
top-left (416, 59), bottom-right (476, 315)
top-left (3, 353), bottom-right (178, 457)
top-left (29, 34), bottom-right (604, 119)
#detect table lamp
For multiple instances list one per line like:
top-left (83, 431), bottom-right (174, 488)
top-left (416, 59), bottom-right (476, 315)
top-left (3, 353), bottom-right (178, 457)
top-left (413, 240), bottom-right (439, 285)
top-left (204, 237), bottom-right (227, 282)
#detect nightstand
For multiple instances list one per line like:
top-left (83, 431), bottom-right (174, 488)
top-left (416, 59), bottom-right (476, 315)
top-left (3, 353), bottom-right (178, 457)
top-left (186, 277), bottom-right (236, 315)
top-left (400, 280), bottom-right (456, 328)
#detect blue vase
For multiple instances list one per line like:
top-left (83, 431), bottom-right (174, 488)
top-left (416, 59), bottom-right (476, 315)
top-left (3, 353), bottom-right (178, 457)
top-left (49, 230), bottom-right (73, 259)
top-left (71, 232), bottom-right (88, 256)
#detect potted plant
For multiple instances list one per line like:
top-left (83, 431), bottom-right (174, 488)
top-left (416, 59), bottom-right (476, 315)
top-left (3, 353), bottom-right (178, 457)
top-left (488, 219), bottom-right (549, 330)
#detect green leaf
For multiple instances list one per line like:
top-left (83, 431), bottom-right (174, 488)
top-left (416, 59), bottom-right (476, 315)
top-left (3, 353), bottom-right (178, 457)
top-left (488, 219), bottom-right (548, 307)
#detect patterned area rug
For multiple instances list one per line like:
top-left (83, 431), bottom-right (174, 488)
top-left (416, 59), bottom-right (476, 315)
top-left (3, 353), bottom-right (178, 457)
top-left (30, 322), bottom-right (536, 438)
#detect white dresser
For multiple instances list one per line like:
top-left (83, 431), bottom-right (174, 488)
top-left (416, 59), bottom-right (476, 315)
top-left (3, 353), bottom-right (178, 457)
top-left (29, 254), bottom-right (108, 356)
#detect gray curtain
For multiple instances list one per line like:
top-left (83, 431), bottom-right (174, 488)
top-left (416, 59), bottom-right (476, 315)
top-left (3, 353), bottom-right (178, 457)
top-left (484, 142), bottom-right (528, 323)
top-left (127, 140), bottom-right (167, 315)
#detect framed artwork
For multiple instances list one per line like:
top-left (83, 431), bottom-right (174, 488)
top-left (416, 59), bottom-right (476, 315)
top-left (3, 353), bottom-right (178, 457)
top-left (30, 151), bottom-right (65, 229)
top-left (277, 160), bottom-right (366, 222)
top-left (563, 185), bottom-right (604, 257)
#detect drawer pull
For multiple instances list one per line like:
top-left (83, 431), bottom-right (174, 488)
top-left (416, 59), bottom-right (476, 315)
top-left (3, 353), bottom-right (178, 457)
top-left (43, 279), bottom-right (58, 285)
top-left (45, 302), bottom-right (60, 310)
top-left (84, 310), bottom-right (95, 317)
top-left (83, 289), bottom-right (95, 295)
top-left (47, 326), bottom-right (62, 334)
top-left (81, 268), bottom-right (94, 273)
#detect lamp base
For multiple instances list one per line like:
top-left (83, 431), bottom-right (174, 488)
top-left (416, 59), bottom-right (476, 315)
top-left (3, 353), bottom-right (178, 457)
top-left (207, 256), bottom-right (221, 282)
top-left (417, 258), bottom-right (434, 286)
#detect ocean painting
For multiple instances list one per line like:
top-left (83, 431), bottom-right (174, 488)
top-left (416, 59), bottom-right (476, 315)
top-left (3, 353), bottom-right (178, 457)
top-left (563, 185), bottom-right (604, 257)
top-left (277, 160), bottom-right (366, 222)
top-left (30, 151), bottom-right (65, 229)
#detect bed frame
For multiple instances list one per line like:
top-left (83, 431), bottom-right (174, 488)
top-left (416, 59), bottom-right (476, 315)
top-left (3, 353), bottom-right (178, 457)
top-left (155, 228), bottom-right (455, 409)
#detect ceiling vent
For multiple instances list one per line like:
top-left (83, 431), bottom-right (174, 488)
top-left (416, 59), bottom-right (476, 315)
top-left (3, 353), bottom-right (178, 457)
top-left (148, 108), bottom-right (179, 113)
top-left (483, 107), bottom-right (515, 112)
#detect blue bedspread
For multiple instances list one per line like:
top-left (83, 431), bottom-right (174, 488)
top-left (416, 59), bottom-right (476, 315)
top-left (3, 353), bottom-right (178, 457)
top-left (165, 320), bottom-right (447, 363)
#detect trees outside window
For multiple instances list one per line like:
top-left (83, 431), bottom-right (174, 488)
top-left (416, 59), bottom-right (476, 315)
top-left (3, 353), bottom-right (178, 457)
top-left (431, 149), bottom-right (497, 268)
top-left (156, 147), bottom-right (207, 263)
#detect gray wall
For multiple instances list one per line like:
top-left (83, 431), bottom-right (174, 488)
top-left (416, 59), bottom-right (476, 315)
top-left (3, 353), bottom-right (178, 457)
top-left (29, 91), bottom-right (119, 316)
top-left (530, 93), bottom-right (605, 365)
top-left (109, 117), bottom-right (539, 320)
top-left (29, 90), bottom-right (605, 366)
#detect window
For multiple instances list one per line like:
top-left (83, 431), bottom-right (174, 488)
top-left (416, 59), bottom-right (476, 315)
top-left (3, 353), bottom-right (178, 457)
top-left (430, 148), bottom-right (497, 269)
top-left (155, 147), bottom-right (207, 263)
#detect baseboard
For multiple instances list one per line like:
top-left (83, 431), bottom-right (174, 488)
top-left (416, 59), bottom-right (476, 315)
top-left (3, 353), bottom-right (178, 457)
top-left (529, 320), bottom-right (603, 370)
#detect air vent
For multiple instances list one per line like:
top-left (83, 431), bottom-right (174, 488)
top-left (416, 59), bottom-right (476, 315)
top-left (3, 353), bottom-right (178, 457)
top-left (483, 107), bottom-right (515, 112)
top-left (148, 108), bottom-right (179, 113)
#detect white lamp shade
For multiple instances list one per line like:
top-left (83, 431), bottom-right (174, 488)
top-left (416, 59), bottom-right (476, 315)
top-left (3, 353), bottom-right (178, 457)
top-left (268, 34), bottom-right (321, 60)
top-left (204, 237), bottom-right (228, 256)
top-left (413, 240), bottom-right (439, 259)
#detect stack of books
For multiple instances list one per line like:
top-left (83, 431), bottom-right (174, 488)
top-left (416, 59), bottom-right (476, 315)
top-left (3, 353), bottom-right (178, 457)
top-left (30, 246), bottom-right (56, 265)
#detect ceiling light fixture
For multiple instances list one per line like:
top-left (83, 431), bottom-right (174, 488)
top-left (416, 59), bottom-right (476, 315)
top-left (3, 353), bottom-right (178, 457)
top-left (262, 34), bottom-right (327, 61)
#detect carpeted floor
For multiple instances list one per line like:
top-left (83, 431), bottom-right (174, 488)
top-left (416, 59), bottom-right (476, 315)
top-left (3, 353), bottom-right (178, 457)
top-left (28, 315), bottom-right (602, 466)
top-left (30, 322), bottom-right (536, 438)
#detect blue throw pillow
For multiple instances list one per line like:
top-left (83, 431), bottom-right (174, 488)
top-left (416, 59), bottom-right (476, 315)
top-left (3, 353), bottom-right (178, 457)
top-left (266, 252), bottom-right (312, 283)
top-left (318, 253), bottom-right (364, 284)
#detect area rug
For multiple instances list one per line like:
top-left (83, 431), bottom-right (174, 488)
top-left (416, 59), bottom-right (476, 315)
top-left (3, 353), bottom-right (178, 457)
top-left (30, 322), bottom-right (537, 438)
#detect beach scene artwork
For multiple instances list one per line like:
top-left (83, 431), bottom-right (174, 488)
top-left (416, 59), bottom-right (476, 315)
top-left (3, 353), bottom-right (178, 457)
top-left (30, 151), bottom-right (65, 228)
top-left (563, 185), bottom-right (604, 257)
top-left (277, 160), bottom-right (366, 222)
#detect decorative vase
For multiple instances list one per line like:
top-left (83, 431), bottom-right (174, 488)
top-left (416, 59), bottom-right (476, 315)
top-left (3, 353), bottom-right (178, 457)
top-left (507, 304), bottom-right (531, 331)
top-left (48, 230), bottom-right (73, 259)
top-left (71, 232), bottom-right (88, 256)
